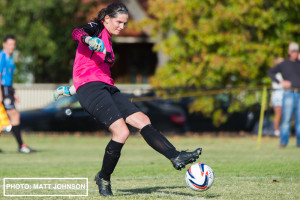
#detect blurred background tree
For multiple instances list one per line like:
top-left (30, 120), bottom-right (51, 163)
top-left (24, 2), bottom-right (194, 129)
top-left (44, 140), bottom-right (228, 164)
top-left (1, 0), bottom-right (300, 125)
top-left (0, 0), bottom-right (93, 83)
top-left (141, 0), bottom-right (300, 125)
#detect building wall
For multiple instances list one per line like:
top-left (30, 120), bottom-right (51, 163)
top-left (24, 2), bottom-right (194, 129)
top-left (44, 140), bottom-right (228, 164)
top-left (112, 42), bottom-right (157, 83)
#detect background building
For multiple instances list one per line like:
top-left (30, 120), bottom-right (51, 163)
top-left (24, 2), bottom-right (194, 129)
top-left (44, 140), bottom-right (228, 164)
top-left (84, 0), bottom-right (160, 84)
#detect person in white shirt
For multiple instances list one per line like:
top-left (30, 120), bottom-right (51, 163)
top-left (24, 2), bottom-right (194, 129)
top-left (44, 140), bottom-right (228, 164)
top-left (270, 57), bottom-right (284, 136)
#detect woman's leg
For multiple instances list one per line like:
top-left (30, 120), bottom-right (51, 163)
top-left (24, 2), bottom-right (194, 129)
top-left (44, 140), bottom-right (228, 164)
top-left (110, 88), bottom-right (201, 170)
top-left (98, 118), bottom-right (129, 180)
top-left (271, 90), bottom-right (283, 136)
top-left (126, 112), bottom-right (179, 158)
top-left (126, 112), bottom-right (202, 170)
top-left (95, 119), bottom-right (129, 196)
top-left (273, 106), bottom-right (282, 136)
top-left (77, 82), bottom-right (129, 196)
top-left (110, 118), bottom-right (130, 143)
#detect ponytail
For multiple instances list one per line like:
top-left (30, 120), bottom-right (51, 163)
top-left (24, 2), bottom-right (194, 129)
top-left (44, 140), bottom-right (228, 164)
top-left (93, 2), bottom-right (128, 24)
top-left (93, 8), bottom-right (106, 23)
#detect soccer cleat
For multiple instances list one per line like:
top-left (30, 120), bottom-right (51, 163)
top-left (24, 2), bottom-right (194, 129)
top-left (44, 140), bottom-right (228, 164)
top-left (18, 144), bottom-right (37, 154)
top-left (170, 148), bottom-right (202, 170)
top-left (94, 172), bottom-right (113, 196)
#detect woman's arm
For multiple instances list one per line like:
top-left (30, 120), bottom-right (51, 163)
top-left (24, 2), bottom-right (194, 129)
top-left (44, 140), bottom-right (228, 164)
top-left (72, 22), bottom-right (100, 44)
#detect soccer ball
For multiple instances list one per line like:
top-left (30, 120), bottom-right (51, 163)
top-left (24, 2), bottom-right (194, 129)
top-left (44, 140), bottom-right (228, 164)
top-left (185, 163), bottom-right (214, 191)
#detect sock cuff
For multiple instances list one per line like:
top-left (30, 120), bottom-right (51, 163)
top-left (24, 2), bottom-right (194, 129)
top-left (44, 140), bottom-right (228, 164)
top-left (140, 124), bottom-right (154, 136)
top-left (106, 139), bottom-right (124, 153)
top-left (12, 125), bottom-right (20, 130)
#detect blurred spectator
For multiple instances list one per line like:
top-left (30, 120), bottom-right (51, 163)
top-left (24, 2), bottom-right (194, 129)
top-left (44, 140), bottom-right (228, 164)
top-left (0, 34), bottom-right (36, 153)
top-left (270, 57), bottom-right (284, 137)
top-left (267, 42), bottom-right (300, 148)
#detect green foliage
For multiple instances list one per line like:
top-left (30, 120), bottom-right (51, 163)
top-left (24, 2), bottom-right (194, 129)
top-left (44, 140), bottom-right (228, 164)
top-left (0, 0), bottom-right (94, 82)
top-left (143, 0), bottom-right (300, 125)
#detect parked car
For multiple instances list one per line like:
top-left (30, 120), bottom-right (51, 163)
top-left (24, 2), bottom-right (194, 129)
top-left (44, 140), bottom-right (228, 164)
top-left (141, 92), bottom-right (260, 132)
top-left (20, 94), bottom-right (187, 132)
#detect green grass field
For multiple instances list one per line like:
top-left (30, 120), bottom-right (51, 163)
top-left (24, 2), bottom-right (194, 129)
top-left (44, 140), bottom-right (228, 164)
top-left (0, 133), bottom-right (299, 200)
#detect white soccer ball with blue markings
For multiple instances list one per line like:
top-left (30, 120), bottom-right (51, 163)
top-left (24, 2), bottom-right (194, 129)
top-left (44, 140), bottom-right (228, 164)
top-left (185, 163), bottom-right (214, 191)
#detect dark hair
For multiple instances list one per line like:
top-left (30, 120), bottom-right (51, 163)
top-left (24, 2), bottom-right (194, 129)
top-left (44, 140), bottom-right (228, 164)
top-left (3, 34), bottom-right (16, 42)
top-left (93, 2), bottom-right (128, 24)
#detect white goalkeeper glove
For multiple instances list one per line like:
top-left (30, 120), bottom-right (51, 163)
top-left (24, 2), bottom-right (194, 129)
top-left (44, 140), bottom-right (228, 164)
top-left (53, 85), bottom-right (76, 101)
top-left (85, 36), bottom-right (106, 54)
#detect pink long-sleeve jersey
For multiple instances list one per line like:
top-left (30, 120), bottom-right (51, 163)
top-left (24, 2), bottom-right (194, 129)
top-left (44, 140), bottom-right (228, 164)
top-left (72, 22), bottom-right (115, 90)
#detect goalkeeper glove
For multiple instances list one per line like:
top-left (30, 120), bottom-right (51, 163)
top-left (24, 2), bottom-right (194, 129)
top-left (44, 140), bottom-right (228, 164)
top-left (53, 85), bottom-right (76, 101)
top-left (85, 36), bottom-right (106, 53)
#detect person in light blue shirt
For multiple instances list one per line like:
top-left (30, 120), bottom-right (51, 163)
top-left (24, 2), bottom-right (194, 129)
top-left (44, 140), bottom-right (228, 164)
top-left (0, 34), bottom-right (35, 153)
top-left (0, 49), bottom-right (15, 87)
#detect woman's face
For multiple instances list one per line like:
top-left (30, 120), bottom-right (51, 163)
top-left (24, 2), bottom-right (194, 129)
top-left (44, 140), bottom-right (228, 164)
top-left (104, 13), bottom-right (128, 35)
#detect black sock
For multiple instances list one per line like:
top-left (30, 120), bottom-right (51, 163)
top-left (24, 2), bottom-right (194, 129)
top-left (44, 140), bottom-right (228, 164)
top-left (99, 139), bottom-right (124, 181)
top-left (12, 125), bottom-right (23, 148)
top-left (140, 124), bottom-right (179, 159)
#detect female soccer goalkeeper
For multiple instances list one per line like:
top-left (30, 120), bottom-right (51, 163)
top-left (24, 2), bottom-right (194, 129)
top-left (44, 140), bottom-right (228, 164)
top-left (71, 2), bottom-right (201, 196)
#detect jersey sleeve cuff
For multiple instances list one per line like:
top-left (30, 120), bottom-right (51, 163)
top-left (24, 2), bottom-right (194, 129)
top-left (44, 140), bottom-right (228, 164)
top-left (81, 35), bottom-right (89, 44)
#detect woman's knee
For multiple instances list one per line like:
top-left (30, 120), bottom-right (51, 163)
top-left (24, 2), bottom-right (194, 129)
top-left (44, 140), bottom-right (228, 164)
top-left (137, 112), bottom-right (151, 125)
top-left (109, 118), bottom-right (130, 143)
top-left (126, 112), bottom-right (151, 130)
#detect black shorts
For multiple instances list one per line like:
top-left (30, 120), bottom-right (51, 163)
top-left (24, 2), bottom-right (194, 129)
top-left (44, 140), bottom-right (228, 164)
top-left (1, 86), bottom-right (16, 110)
top-left (77, 82), bottom-right (140, 128)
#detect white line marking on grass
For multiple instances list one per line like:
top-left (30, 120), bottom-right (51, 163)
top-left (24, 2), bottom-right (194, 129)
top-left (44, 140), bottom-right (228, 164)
top-left (114, 175), bottom-right (172, 180)
top-left (218, 176), bottom-right (282, 180)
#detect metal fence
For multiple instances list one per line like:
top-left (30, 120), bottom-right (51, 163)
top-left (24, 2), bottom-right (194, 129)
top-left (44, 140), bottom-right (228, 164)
top-left (14, 83), bottom-right (152, 111)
